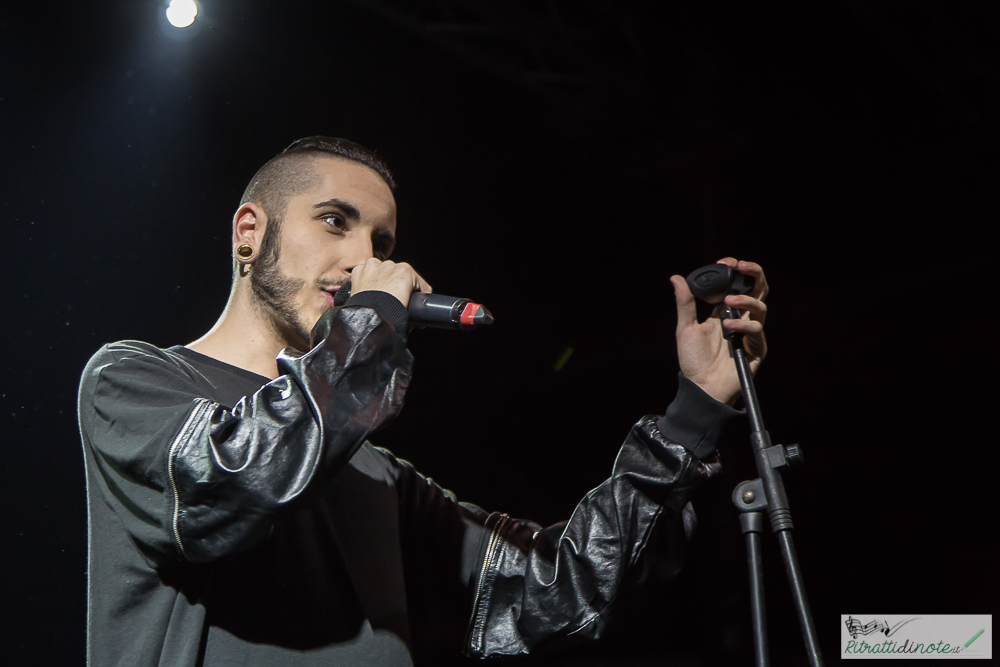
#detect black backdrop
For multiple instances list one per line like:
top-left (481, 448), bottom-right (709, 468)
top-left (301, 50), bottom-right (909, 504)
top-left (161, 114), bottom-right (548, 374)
top-left (3, 1), bottom-right (995, 664)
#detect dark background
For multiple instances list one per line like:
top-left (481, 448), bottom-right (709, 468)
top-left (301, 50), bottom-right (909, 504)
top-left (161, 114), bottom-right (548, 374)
top-left (3, 1), bottom-right (995, 664)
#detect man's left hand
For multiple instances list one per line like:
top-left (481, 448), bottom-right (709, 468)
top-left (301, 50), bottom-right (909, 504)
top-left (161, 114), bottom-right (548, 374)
top-left (669, 258), bottom-right (769, 406)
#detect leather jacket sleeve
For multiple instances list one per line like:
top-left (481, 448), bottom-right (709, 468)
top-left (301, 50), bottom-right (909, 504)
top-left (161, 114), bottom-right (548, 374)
top-left (463, 416), bottom-right (723, 658)
top-left (375, 377), bottom-right (732, 659)
top-left (78, 306), bottom-right (412, 567)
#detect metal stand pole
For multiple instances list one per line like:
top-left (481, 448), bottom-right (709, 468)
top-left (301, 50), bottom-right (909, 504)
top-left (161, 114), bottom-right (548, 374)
top-left (722, 307), bottom-right (824, 667)
top-left (740, 510), bottom-right (769, 666)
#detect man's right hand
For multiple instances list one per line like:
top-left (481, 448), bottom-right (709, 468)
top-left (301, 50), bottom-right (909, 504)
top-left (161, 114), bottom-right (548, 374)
top-left (350, 259), bottom-right (433, 307)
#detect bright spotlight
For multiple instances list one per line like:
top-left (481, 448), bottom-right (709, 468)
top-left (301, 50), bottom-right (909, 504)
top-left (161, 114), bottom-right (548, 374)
top-left (165, 0), bottom-right (198, 28)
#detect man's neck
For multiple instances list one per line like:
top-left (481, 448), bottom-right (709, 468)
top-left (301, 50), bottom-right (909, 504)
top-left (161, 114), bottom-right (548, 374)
top-left (186, 287), bottom-right (289, 379)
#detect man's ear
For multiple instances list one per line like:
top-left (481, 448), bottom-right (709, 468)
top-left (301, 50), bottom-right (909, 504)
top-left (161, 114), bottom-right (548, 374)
top-left (233, 203), bottom-right (267, 247)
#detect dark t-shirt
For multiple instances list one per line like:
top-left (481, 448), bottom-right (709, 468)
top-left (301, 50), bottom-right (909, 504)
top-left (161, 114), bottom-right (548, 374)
top-left (81, 340), bottom-right (490, 666)
top-left (170, 347), bottom-right (453, 665)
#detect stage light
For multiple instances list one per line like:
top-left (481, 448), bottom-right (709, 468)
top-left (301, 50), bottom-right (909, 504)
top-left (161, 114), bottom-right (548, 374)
top-left (165, 0), bottom-right (198, 28)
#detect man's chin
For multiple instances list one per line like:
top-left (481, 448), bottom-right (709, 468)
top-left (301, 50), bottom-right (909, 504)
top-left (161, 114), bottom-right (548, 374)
top-left (289, 319), bottom-right (316, 352)
top-left (261, 309), bottom-right (313, 353)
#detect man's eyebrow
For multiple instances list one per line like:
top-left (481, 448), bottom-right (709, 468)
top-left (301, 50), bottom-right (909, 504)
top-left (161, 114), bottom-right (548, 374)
top-left (312, 198), bottom-right (361, 221)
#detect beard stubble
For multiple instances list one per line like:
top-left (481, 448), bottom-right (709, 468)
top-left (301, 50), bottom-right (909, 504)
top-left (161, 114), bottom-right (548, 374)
top-left (248, 220), bottom-right (314, 351)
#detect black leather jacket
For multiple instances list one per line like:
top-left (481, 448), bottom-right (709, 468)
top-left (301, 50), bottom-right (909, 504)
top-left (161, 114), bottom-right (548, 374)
top-left (79, 304), bottom-right (734, 665)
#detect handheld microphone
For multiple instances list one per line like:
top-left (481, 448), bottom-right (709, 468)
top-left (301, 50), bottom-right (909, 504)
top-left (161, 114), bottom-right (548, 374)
top-left (685, 263), bottom-right (755, 304)
top-left (333, 282), bottom-right (494, 331)
top-left (685, 263), bottom-right (755, 341)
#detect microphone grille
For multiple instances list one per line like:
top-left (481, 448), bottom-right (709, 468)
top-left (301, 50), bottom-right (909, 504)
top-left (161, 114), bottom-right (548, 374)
top-left (333, 282), bottom-right (351, 307)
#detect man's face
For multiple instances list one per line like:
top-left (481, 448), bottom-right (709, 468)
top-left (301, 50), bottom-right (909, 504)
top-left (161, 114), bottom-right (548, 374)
top-left (250, 157), bottom-right (397, 350)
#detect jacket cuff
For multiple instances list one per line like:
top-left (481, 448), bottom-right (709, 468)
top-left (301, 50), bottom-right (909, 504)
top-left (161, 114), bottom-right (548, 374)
top-left (656, 372), bottom-right (745, 460)
top-left (346, 291), bottom-right (409, 342)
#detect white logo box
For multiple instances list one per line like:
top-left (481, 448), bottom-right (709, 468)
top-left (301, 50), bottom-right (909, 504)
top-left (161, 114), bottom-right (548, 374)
top-left (841, 614), bottom-right (991, 659)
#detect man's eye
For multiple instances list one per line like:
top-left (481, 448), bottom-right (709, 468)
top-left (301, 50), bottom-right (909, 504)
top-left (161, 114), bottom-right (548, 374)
top-left (322, 214), bottom-right (345, 229)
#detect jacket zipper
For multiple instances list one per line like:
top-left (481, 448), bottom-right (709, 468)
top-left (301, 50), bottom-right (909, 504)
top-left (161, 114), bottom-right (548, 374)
top-left (465, 513), bottom-right (508, 653)
top-left (167, 399), bottom-right (211, 560)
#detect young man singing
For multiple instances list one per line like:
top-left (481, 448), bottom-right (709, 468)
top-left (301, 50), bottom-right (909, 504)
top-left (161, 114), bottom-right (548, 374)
top-left (79, 136), bottom-right (769, 666)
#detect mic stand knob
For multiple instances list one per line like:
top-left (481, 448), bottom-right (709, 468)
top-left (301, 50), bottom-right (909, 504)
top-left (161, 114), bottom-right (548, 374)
top-left (785, 443), bottom-right (804, 467)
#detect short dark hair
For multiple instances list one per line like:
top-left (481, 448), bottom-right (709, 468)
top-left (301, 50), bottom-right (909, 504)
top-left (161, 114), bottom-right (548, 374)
top-left (240, 136), bottom-right (396, 221)
top-left (235, 137), bottom-right (395, 276)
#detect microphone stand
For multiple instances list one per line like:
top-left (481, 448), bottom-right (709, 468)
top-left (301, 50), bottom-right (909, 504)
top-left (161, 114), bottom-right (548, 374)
top-left (717, 304), bottom-right (824, 666)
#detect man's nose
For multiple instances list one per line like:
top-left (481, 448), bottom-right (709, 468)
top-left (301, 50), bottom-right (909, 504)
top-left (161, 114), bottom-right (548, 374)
top-left (341, 233), bottom-right (375, 272)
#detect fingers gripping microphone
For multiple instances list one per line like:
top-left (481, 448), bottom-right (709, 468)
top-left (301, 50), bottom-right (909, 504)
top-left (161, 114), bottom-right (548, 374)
top-left (333, 282), bottom-right (494, 331)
